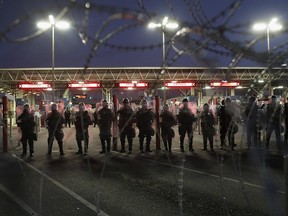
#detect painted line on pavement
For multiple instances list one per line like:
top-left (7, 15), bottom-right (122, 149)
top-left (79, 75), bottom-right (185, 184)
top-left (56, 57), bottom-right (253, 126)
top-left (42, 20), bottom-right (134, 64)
top-left (113, 151), bottom-right (285, 195)
top-left (0, 183), bottom-right (39, 216)
top-left (11, 153), bottom-right (110, 216)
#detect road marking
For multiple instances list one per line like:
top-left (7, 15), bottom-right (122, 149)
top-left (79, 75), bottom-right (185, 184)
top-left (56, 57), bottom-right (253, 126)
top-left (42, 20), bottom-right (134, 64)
top-left (113, 151), bottom-right (285, 195)
top-left (11, 154), bottom-right (110, 216)
top-left (0, 183), bottom-right (39, 216)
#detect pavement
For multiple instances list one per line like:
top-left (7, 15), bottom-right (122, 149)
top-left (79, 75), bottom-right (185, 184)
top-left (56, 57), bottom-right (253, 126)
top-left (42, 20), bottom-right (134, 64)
top-left (0, 124), bottom-right (286, 216)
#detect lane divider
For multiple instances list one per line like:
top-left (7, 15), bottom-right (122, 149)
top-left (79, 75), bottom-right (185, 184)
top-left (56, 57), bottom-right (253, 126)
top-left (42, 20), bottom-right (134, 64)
top-left (11, 153), bottom-right (110, 216)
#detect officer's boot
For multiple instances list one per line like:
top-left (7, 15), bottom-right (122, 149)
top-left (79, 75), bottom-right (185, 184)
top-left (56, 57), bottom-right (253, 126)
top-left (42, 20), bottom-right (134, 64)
top-left (100, 139), bottom-right (106, 154)
top-left (145, 136), bottom-right (152, 152)
top-left (76, 141), bottom-right (83, 154)
top-left (168, 137), bottom-right (172, 152)
top-left (180, 136), bottom-right (185, 152)
top-left (139, 137), bottom-right (144, 153)
top-left (120, 139), bottom-right (126, 153)
top-left (189, 136), bottom-right (194, 152)
top-left (21, 142), bottom-right (27, 157)
top-left (47, 138), bottom-right (52, 155)
top-left (106, 138), bottom-right (111, 153)
top-left (84, 138), bottom-right (89, 155)
top-left (163, 139), bottom-right (168, 151)
top-left (128, 138), bottom-right (133, 154)
top-left (58, 141), bottom-right (65, 155)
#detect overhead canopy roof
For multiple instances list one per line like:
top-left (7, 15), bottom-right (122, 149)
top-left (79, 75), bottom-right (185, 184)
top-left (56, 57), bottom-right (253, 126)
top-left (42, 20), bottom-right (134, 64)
top-left (0, 67), bottom-right (287, 89)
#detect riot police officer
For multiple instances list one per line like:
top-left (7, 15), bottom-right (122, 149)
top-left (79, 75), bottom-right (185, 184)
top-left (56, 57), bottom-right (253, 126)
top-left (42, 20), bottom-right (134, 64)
top-left (17, 104), bottom-right (36, 157)
top-left (64, 107), bottom-right (71, 128)
top-left (136, 99), bottom-right (155, 153)
top-left (46, 103), bottom-right (66, 155)
top-left (160, 104), bottom-right (177, 152)
top-left (117, 98), bottom-right (135, 154)
top-left (177, 98), bottom-right (197, 152)
top-left (200, 103), bottom-right (215, 151)
top-left (98, 99), bottom-right (115, 154)
top-left (74, 102), bottom-right (91, 155)
top-left (265, 95), bottom-right (282, 150)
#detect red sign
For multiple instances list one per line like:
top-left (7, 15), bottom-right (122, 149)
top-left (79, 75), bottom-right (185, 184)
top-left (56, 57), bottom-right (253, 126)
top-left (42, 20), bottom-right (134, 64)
top-left (210, 81), bottom-right (240, 87)
top-left (165, 81), bottom-right (196, 87)
top-left (67, 83), bottom-right (100, 88)
top-left (18, 83), bottom-right (51, 89)
top-left (118, 82), bottom-right (148, 88)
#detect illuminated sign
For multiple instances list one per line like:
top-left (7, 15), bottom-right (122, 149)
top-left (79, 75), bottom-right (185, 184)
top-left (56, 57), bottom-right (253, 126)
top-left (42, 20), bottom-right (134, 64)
top-left (18, 83), bottom-right (51, 89)
top-left (210, 81), bottom-right (240, 87)
top-left (75, 94), bottom-right (87, 99)
top-left (135, 83), bottom-right (148, 87)
top-left (119, 83), bottom-right (134, 88)
top-left (165, 81), bottom-right (196, 87)
top-left (118, 82), bottom-right (148, 88)
top-left (67, 83), bottom-right (100, 88)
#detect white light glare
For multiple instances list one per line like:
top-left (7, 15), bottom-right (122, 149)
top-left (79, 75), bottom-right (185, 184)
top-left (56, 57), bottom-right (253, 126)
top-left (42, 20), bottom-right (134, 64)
top-left (56, 21), bottom-right (70, 29)
top-left (253, 18), bottom-right (282, 32)
top-left (148, 22), bottom-right (161, 28)
top-left (258, 79), bottom-right (265, 83)
top-left (37, 21), bottom-right (51, 30)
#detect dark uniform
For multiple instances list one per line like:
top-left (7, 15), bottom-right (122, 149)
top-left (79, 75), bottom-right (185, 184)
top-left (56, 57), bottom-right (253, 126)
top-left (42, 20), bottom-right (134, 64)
top-left (225, 98), bottom-right (238, 150)
top-left (160, 104), bottom-right (177, 152)
top-left (218, 100), bottom-right (226, 148)
top-left (265, 96), bottom-right (282, 150)
top-left (98, 100), bottom-right (114, 154)
top-left (64, 108), bottom-right (71, 128)
top-left (93, 110), bottom-right (98, 127)
top-left (17, 104), bottom-right (35, 157)
top-left (46, 104), bottom-right (65, 155)
top-left (200, 103), bottom-right (215, 151)
top-left (244, 96), bottom-right (259, 149)
top-left (74, 103), bottom-right (91, 155)
top-left (117, 98), bottom-right (135, 153)
top-left (177, 98), bottom-right (197, 152)
top-left (136, 100), bottom-right (155, 152)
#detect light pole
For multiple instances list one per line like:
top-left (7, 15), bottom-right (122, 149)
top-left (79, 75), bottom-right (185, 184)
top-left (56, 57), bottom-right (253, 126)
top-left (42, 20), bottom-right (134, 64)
top-left (37, 15), bottom-right (70, 102)
top-left (148, 17), bottom-right (178, 104)
top-left (253, 18), bottom-right (283, 95)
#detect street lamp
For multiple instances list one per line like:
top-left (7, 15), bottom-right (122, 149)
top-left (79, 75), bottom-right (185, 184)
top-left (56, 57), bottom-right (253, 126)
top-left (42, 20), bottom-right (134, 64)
top-left (148, 17), bottom-right (179, 104)
top-left (37, 15), bottom-right (70, 102)
top-left (253, 18), bottom-right (282, 95)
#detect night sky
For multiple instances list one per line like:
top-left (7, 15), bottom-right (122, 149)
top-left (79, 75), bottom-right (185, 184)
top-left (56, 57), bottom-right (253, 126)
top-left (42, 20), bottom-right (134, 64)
top-left (0, 0), bottom-right (287, 68)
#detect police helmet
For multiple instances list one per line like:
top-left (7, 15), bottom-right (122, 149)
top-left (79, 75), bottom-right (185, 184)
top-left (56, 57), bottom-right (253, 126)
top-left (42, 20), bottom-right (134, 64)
top-left (122, 98), bottom-right (129, 104)
top-left (23, 103), bottom-right (30, 110)
top-left (51, 103), bottom-right (57, 111)
top-left (140, 99), bottom-right (148, 105)
top-left (182, 98), bottom-right (188, 103)
top-left (79, 102), bottom-right (85, 110)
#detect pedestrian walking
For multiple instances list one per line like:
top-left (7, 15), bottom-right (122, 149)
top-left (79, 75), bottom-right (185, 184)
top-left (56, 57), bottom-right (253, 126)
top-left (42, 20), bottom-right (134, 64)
top-left (74, 102), bottom-right (91, 155)
top-left (17, 104), bottom-right (36, 157)
top-left (177, 98), bottom-right (197, 152)
top-left (200, 103), bottom-right (215, 152)
top-left (136, 99), bottom-right (155, 153)
top-left (117, 98), bottom-right (135, 154)
top-left (46, 103), bottom-right (65, 155)
top-left (98, 100), bottom-right (115, 154)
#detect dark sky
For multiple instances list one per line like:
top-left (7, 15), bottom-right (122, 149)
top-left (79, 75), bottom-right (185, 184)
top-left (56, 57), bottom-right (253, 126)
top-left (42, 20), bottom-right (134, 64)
top-left (0, 0), bottom-right (287, 68)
